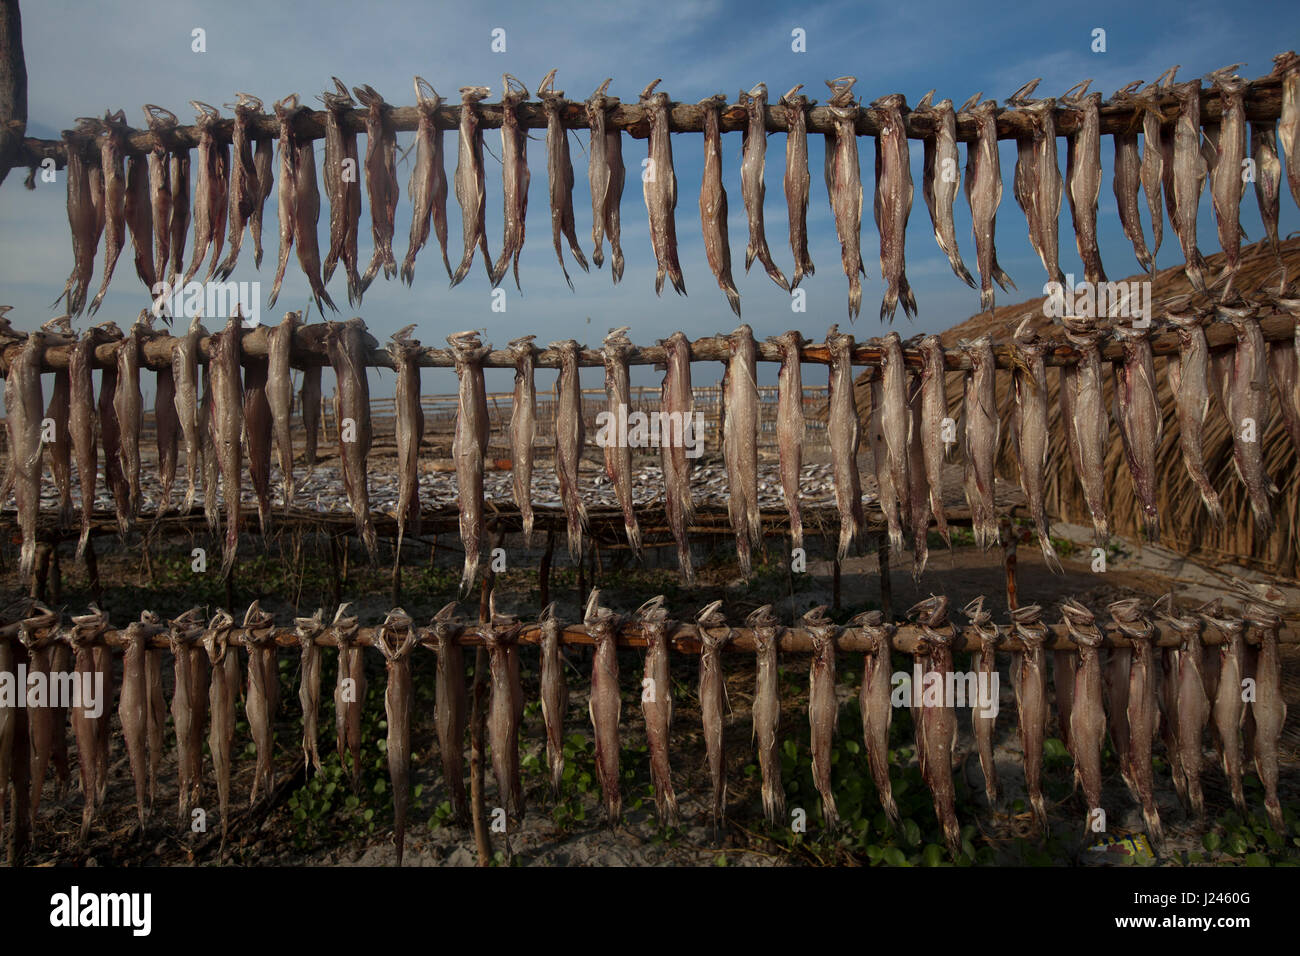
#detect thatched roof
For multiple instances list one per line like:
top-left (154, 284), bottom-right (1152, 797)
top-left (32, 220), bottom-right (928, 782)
top-left (855, 239), bottom-right (1300, 576)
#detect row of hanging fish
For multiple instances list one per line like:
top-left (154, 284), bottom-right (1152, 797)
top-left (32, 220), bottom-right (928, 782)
top-left (0, 585), bottom-right (1286, 862)
top-left (5, 297), bottom-right (1300, 592)
top-left (47, 54), bottom-right (1300, 323)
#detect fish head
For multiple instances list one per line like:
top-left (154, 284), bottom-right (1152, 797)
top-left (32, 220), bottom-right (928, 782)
top-left (142, 104), bottom-right (178, 132)
top-left (586, 78), bottom-right (616, 107)
top-left (501, 74), bottom-right (529, 102)
top-left (746, 605), bottom-right (778, 630)
top-left (537, 68), bottom-right (560, 99)
top-left (779, 84), bottom-right (807, 107)
top-left (413, 76), bottom-right (443, 111)
top-left (913, 89), bottom-right (936, 112)
top-left (459, 86), bottom-right (491, 105)
top-left (801, 605), bottom-right (832, 629)
top-left (961, 595), bottom-right (991, 625)
top-left (582, 589), bottom-right (606, 627)
top-left (639, 78), bottom-right (663, 103)
top-left (293, 608), bottom-right (326, 642)
top-left (1006, 78), bottom-right (1042, 106)
top-left (1012, 314), bottom-right (1039, 346)
top-left (907, 594), bottom-right (950, 627)
top-left (1106, 598), bottom-right (1148, 627)
top-left (695, 599), bottom-right (727, 629)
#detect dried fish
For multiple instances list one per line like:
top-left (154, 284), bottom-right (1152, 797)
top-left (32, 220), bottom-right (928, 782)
top-left (208, 315), bottom-right (244, 575)
top-left (804, 606), bottom-right (840, 832)
top-left (168, 144), bottom-right (190, 290)
top-left (124, 151), bottom-right (156, 293)
top-left (70, 606), bottom-right (111, 839)
top-left (508, 336), bottom-right (537, 545)
top-left (114, 312), bottom-right (151, 523)
top-left (449, 330), bottom-right (490, 593)
top-left (1112, 83), bottom-right (1154, 272)
top-left (430, 604), bottom-right (468, 821)
top-left (251, 128), bottom-right (274, 270)
top-left (747, 605), bottom-right (783, 827)
top-left (1171, 80), bottom-right (1210, 291)
top-left (491, 75), bottom-right (530, 291)
top-left (917, 92), bottom-right (975, 288)
top-left (179, 103), bottom-right (222, 286)
top-left (389, 326), bottom-right (424, 560)
top-left (827, 325), bottom-right (864, 559)
top-left (771, 330), bottom-right (805, 552)
top-left (321, 79), bottom-right (362, 303)
top-left (483, 595), bottom-right (525, 820)
top-left (215, 93), bottom-right (263, 280)
top-left (740, 83), bottom-right (789, 291)
top-left (867, 366), bottom-right (902, 555)
top-left (171, 314), bottom-right (207, 517)
top-left (965, 98), bottom-right (1015, 312)
top-left (660, 330), bottom-right (696, 584)
top-left (203, 611), bottom-right (238, 847)
top-left (602, 327), bottom-right (642, 556)
top-left (880, 330), bottom-right (911, 550)
top-left (1010, 318), bottom-right (1060, 569)
top-left (18, 621), bottom-right (58, 824)
top-left (332, 604), bottom-right (365, 794)
top-left (696, 600), bottom-right (732, 839)
top-left (553, 338), bottom-right (589, 559)
top-left (266, 311), bottom-right (300, 512)
top-left (1059, 318), bottom-right (1111, 544)
top-left (328, 317), bottom-right (377, 559)
top-left (1111, 598), bottom-right (1163, 848)
top-left (1063, 83), bottom-right (1107, 285)
top-left (1274, 52), bottom-right (1300, 211)
top-left (242, 602), bottom-right (277, 804)
top-left (243, 352), bottom-right (274, 534)
top-left (1251, 122), bottom-right (1282, 261)
top-left (1113, 325), bottom-right (1162, 541)
top-left (88, 110), bottom-right (129, 315)
top-left (1220, 306), bottom-right (1276, 533)
top-left (295, 610), bottom-right (326, 778)
top-left (69, 326), bottom-right (104, 557)
top-left (1155, 594), bottom-right (1209, 821)
top-left (781, 86), bottom-right (816, 289)
top-left (911, 596), bottom-right (961, 855)
top-left (450, 86), bottom-right (491, 287)
top-left (585, 591), bottom-right (622, 823)
top-left (267, 95), bottom-right (299, 307)
top-left (356, 84), bottom-right (399, 291)
top-left (698, 93), bottom-right (741, 316)
top-left (825, 77), bottom-right (865, 319)
top-left (1061, 599), bottom-right (1106, 834)
top-left (1207, 69), bottom-right (1249, 296)
top-left (539, 69), bottom-right (589, 289)
top-left (375, 608), bottom-right (418, 862)
top-left (962, 598), bottom-right (1000, 807)
top-left (1243, 601), bottom-right (1286, 832)
top-left (44, 329), bottom-right (73, 527)
top-left (641, 79), bottom-right (686, 296)
top-left (872, 93), bottom-right (916, 321)
top-left (917, 335), bottom-right (951, 549)
top-left (96, 323), bottom-right (131, 533)
top-left (538, 603), bottom-right (569, 800)
top-left (1166, 306), bottom-right (1226, 524)
top-left (116, 616), bottom-right (153, 830)
top-left (960, 333), bottom-right (999, 550)
top-left (586, 79), bottom-right (625, 282)
top-left (55, 128), bottom-right (97, 316)
top-left (722, 324), bottom-right (761, 577)
top-left (1199, 601), bottom-right (1246, 812)
top-left (402, 77), bottom-right (452, 284)
top-left (154, 361), bottom-right (178, 515)
top-left (1011, 603), bottom-right (1049, 834)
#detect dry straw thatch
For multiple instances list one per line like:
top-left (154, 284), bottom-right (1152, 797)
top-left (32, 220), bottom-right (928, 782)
top-left (852, 239), bottom-right (1300, 577)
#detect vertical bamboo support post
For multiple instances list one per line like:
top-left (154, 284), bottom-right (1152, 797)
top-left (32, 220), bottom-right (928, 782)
top-left (1000, 518), bottom-right (1018, 611)
top-left (877, 537), bottom-right (892, 620)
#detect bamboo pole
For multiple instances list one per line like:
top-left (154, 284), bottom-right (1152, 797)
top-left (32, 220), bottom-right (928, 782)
top-left (6, 63), bottom-right (1288, 173)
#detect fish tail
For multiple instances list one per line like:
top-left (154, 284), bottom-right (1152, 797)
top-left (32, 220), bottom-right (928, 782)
top-left (1039, 529), bottom-right (1063, 574)
top-left (900, 276), bottom-right (917, 318)
top-left (611, 248), bottom-right (624, 284)
top-left (848, 275), bottom-right (861, 320)
top-left (725, 285), bottom-right (741, 318)
top-left (951, 253), bottom-right (976, 288)
top-left (979, 284), bottom-right (995, 313)
top-left (880, 288), bottom-right (898, 323)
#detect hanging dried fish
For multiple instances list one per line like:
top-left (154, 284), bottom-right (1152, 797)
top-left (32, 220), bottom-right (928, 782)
top-left (41, 321), bottom-right (73, 527)
top-left (295, 609), bottom-right (326, 778)
top-left (602, 327), bottom-right (642, 556)
top-left (507, 336), bottom-right (537, 545)
top-left (321, 79), bottom-right (362, 303)
top-left (251, 126), bottom-right (274, 270)
top-left (1111, 82), bottom-right (1154, 272)
top-left (70, 326), bottom-right (104, 557)
top-left (95, 321), bottom-right (131, 534)
top-left (722, 324), bottom-right (761, 578)
top-left (266, 310), bottom-right (300, 512)
top-left (553, 338), bottom-right (589, 560)
top-left (771, 330), bottom-right (805, 553)
top-left (538, 69), bottom-right (588, 289)
top-left (355, 84), bottom-right (399, 291)
top-left (781, 86), bottom-right (816, 289)
top-left (879, 330), bottom-right (911, 549)
top-left (698, 93), bottom-right (741, 316)
top-left (88, 110), bottom-right (129, 314)
top-left (1011, 603), bottom-right (1049, 834)
top-left (1010, 318), bottom-right (1059, 569)
top-left (586, 79), bottom-right (625, 282)
top-left (483, 595), bottom-right (525, 820)
top-left (171, 315), bottom-right (206, 517)
top-left (916, 335), bottom-right (951, 550)
top-left (1111, 598), bottom-right (1163, 849)
top-left (738, 83), bottom-right (789, 291)
top-left (1062, 82), bottom-right (1107, 286)
top-left (1060, 599), bottom-right (1105, 834)
top-left (243, 352), bottom-right (274, 534)
top-left (70, 606), bottom-right (112, 839)
top-left (328, 317), bottom-right (377, 559)
top-left (1198, 601), bottom-right (1246, 812)
top-left (179, 103), bottom-right (224, 286)
top-left (585, 591), bottom-right (622, 824)
top-left (1154, 594), bottom-right (1209, 821)
top-left (430, 603), bottom-right (468, 822)
top-left (56, 127), bottom-right (97, 316)
top-left (203, 610), bottom-right (238, 847)
top-left (114, 312), bottom-right (152, 523)
top-left (449, 330), bottom-right (490, 593)
top-left (332, 604), bottom-right (365, 794)
top-left (1007, 81), bottom-right (1043, 281)
top-left (241, 602), bottom-right (277, 804)
top-left (490, 75), bottom-right (530, 291)
top-left (402, 77), bottom-right (452, 285)
top-left (962, 598), bottom-right (1000, 807)
top-left (1220, 305), bottom-right (1276, 533)
top-left (824, 76), bottom-right (865, 319)
top-left (450, 86), bottom-right (492, 287)
top-left (697, 600), bottom-right (732, 840)
top-left (1135, 70), bottom-right (1178, 271)
top-left (827, 325), bottom-right (864, 559)
top-left (1171, 80), bottom-right (1210, 292)
top-left (1059, 318), bottom-right (1111, 544)
top-left (660, 333), bottom-right (696, 584)
top-left (1166, 304), bottom-right (1225, 524)
top-left (168, 142), bottom-right (191, 291)
top-left (867, 366), bottom-right (902, 555)
top-left (390, 326), bottom-right (424, 561)
top-left (872, 93), bottom-right (916, 321)
top-left (641, 79), bottom-right (686, 296)
top-left (124, 150), bottom-right (156, 294)
top-left (267, 95), bottom-right (299, 307)
top-left (215, 93), bottom-right (263, 280)
top-left (1207, 68), bottom-right (1249, 296)
top-left (804, 606), bottom-right (840, 832)
top-left (1273, 52), bottom-right (1300, 211)
top-left (916, 91), bottom-right (975, 288)
top-left (151, 359), bottom-right (178, 515)
top-left (538, 603), bottom-right (569, 800)
top-left (747, 605), bottom-right (783, 828)
top-left (374, 608), bottom-right (417, 863)
top-left (960, 333), bottom-right (998, 550)
top-left (905, 379), bottom-right (931, 579)
top-left (1243, 600), bottom-right (1286, 832)
top-left (1113, 325), bottom-right (1162, 542)
top-left (911, 596), bottom-right (961, 856)
top-left (18, 620), bottom-right (59, 824)
top-left (208, 315), bottom-right (244, 575)
top-left (965, 98), bottom-right (1015, 312)
top-left (1251, 121), bottom-right (1282, 261)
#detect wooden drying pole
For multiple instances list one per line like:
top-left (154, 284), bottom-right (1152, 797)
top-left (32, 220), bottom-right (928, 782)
top-left (2, 58), bottom-right (1289, 174)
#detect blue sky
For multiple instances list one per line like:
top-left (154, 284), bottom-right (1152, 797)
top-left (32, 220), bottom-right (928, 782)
top-left (1, 0), bottom-right (1298, 399)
